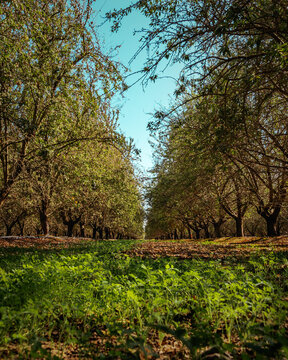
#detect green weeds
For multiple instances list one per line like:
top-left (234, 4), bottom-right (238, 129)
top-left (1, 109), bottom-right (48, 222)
top-left (0, 240), bottom-right (287, 358)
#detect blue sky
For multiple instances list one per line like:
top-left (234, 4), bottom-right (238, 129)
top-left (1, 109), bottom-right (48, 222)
top-left (94, 1), bottom-right (180, 172)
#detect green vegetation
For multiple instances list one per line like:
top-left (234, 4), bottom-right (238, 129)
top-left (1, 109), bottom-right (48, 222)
top-left (0, 240), bottom-right (287, 358)
top-left (108, 0), bottom-right (288, 239)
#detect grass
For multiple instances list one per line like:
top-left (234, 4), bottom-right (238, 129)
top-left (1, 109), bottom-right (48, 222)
top-left (0, 239), bottom-right (287, 359)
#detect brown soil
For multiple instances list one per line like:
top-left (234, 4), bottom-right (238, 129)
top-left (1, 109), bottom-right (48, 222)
top-left (1, 236), bottom-right (288, 259)
top-left (128, 236), bottom-right (288, 260)
top-left (0, 235), bottom-right (93, 249)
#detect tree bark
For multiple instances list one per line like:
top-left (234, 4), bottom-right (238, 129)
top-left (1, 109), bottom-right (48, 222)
top-left (67, 221), bottom-right (75, 237)
top-left (92, 225), bottom-right (97, 239)
top-left (5, 224), bottom-right (13, 236)
top-left (235, 217), bottom-right (244, 237)
top-left (220, 177), bottom-right (248, 237)
top-left (104, 227), bottom-right (110, 240)
top-left (17, 219), bottom-right (25, 236)
top-left (39, 200), bottom-right (49, 235)
top-left (174, 229), bottom-right (178, 240)
top-left (79, 221), bottom-right (85, 237)
top-left (213, 222), bottom-right (222, 238)
top-left (61, 211), bottom-right (81, 237)
top-left (266, 216), bottom-right (278, 236)
top-left (194, 228), bottom-right (200, 239)
top-left (202, 223), bottom-right (210, 238)
top-left (98, 227), bottom-right (104, 240)
top-left (257, 205), bottom-right (281, 237)
top-left (4, 211), bottom-right (26, 236)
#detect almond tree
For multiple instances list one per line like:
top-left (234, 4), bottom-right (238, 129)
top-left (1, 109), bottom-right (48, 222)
top-left (0, 0), bottom-right (123, 206)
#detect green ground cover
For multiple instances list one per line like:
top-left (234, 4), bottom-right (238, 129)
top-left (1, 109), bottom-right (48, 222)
top-left (0, 240), bottom-right (287, 359)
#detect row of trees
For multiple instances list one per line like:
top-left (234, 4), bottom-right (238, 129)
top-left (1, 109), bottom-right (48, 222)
top-left (108, 0), bottom-right (288, 239)
top-left (0, 140), bottom-right (144, 239)
top-left (0, 0), bottom-right (144, 238)
top-left (145, 100), bottom-right (288, 239)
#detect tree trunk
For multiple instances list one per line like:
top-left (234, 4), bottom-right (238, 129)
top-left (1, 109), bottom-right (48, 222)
top-left (5, 224), bottom-right (12, 236)
top-left (266, 216), bottom-right (278, 237)
top-left (4, 220), bottom-right (17, 236)
top-left (276, 221), bottom-right (281, 236)
top-left (17, 220), bottom-right (25, 236)
top-left (213, 222), bottom-right (222, 238)
top-left (79, 222), bottom-right (85, 237)
top-left (67, 221), bottom-right (74, 237)
top-left (235, 217), bottom-right (244, 237)
top-left (203, 224), bottom-right (210, 238)
top-left (61, 211), bottom-right (81, 238)
top-left (174, 229), bottom-right (178, 240)
top-left (194, 228), bottom-right (200, 239)
top-left (92, 225), bottom-right (97, 239)
top-left (39, 200), bottom-right (49, 235)
top-left (98, 227), bottom-right (104, 240)
top-left (221, 179), bottom-right (248, 238)
top-left (104, 227), bottom-right (110, 240)
top-left (257, 206), bottom-right (281, 237)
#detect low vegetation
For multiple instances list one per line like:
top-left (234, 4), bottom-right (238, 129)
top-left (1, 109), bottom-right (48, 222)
top-left (0, 238), bottom-right (287, 359)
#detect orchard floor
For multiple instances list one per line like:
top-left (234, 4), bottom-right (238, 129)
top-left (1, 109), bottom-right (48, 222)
top-left (0, 235), bottom-right (89, 249)
top-left (1, 235), bottom-right (288, 254)
top-left (0, 236), bottom-right (288, 359)
top-left (128, 236), bottom-right (288, 260)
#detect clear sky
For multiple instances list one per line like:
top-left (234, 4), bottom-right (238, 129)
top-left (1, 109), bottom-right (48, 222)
top-left (94, 1), bottom-right (180, 173)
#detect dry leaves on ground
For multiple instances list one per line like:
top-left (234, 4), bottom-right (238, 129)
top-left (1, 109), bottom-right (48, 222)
top-left (0, 235), bottom-right (93, 250)
top-left (128, 236), bottom-right (288, 260)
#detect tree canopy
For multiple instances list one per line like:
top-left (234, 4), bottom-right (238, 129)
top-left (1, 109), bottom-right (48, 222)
top-left (0, 0), bottom-right (144, 238)
top-left (107, 0), bottom-right (288, 238)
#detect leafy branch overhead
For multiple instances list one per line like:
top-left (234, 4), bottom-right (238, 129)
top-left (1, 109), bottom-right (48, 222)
top-left (108, 0), bottom-right (288, 98)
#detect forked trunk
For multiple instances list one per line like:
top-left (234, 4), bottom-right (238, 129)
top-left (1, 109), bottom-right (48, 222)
top-left (257, 206), bottom-right (281, 237)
